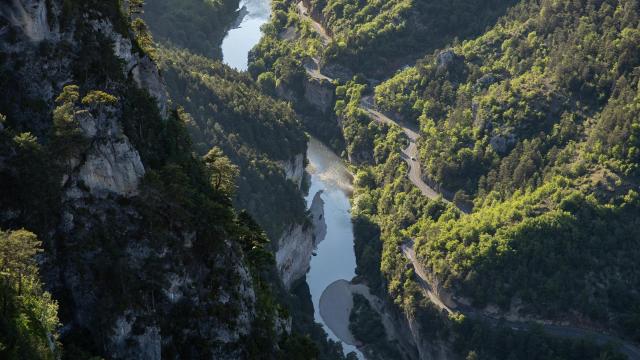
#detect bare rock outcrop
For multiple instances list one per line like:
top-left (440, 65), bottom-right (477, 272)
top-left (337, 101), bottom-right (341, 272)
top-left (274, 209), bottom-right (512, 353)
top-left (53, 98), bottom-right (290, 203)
top-left (278, 153), bottom-right (306, 188)
top-left (0, 0), bottom-right (51, 42)
top-left (304, 77), bottom-right (335, 114)
top-left (276, 190), bottom-right (327, 289)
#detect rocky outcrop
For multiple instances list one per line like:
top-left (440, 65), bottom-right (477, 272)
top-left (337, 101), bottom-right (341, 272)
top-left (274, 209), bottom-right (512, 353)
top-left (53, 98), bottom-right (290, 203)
top-left (435, 49), bottom-right (457, 70)
top-left (310, 190), bottom-right (327, 243)
top-left (90, 19), bottom-right (170, 118)
top-left (111, 312), bottom-right (162, 360)
top-left (277, 153), bottom-right (305, 188)
top-left (0, 0), bottom-right (51, 42)
top-left (65, 108), bottom-right (145, 198)
top-left (489, 132), bottom-right (517, 155)
top-left (131, 56), bottom-right (170, 118)
top-left (322, 62), bottom-right (354, 83)
top-left (276, 222), bottom-right (315, 289)
top-left (304, 76), bottom-right (335, 114)
top-left (275, 190), bottom-right (326, 289)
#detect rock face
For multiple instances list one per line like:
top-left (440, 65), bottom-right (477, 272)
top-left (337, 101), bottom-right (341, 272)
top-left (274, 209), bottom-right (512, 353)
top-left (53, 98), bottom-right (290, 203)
top-left (489, 133), bottom-right (517, 155)
top-left (309, 190), bottom-right (327, 243)
top-left (278, 153), bottom-right (305, 188)
top-left (276, 222), bottom-right (315, 289)
top-left (0, 0), bottom-right (51, 42)
top-left (90, 19), bottom-right (170, 118)
top-left (322, 62), bottom-right (354, 83)
top-left (0, 2), bottom-right (287, 358)
top-left (275, 190), bottom-right (327, 289)
top-left (304, 77), bottom-right (335, 114)
top-left (435, 49), bottom-right (457, 70)
top-left (66, 108), bottom-right (145, 198)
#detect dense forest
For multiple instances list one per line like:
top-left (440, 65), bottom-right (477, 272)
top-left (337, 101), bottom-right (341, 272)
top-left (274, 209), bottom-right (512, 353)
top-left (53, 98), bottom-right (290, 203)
top-left (306, 0), bottom-right (518, 75)
top-left (144, 0), bottom-right (240, 58)
top-left (1, 0), bottom-right (639, 359)
top-left (0, 0), bottom-right (335, 358)
top-left (155, 44), bottom-right (309, 241)
top-left (372, 0), bottom-right (640, 340)
top-left (253, 0), bottom-right (640, 358)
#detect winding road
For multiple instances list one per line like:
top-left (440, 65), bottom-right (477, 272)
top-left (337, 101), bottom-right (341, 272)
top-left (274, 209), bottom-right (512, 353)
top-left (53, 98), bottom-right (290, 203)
top-left (295, 4), bottom-right (640, 359)
top-left (403, 240), bottom-right (640, 360)
top-left (359, 96), bottom-right (453, 205)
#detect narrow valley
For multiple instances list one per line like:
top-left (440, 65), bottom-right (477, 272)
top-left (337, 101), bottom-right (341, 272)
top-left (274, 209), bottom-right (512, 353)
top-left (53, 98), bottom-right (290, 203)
top-left (1, 0), bottom-right (639, 359)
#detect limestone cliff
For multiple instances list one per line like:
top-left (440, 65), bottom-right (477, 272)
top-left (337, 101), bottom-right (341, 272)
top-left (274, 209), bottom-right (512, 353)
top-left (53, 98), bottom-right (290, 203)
top-left (304, 76), bottom-right (335, 114)
top-left (276, 190), bottom-right (326, 289)
top-left (277, 153), bottom-right (305, 188)
top-left (0, 1), bottom-right (292, 358)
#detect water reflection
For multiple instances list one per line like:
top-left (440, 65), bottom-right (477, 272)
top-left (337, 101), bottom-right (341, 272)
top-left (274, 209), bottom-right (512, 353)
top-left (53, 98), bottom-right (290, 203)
top-left (221, 0), bottom-right (271, 70)
top-left (306, 137), bottom-right (363, 359)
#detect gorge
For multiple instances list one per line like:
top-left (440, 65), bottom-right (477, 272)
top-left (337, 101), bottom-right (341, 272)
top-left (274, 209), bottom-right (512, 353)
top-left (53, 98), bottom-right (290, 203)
top-left (1, 0), bottom-right (639, 359)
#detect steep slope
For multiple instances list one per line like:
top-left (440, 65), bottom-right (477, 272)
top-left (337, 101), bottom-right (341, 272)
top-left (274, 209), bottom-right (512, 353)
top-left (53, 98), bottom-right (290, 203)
top-left (143, 0), bottom-right (240, 59)
top-left (306, 0), bottom-right (518, 76)
top-left (251, 0), bottom-right (640, 358)
top-left (372, 0), bottom-right (640, 340)
top-left (0, 0), bottom-right (320, 358)
top-left (142, 0), bottom-right (322, 290)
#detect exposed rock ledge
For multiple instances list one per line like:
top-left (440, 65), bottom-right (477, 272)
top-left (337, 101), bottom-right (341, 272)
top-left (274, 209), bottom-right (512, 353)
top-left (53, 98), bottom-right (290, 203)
top-left (276, 190), bottom-right (326, 289)
top-left (277, 153), bottom-right (305, 188)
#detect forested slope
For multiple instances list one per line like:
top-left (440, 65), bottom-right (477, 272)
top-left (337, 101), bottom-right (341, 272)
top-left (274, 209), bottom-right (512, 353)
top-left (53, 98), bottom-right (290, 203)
top-left (0, 0), bottom-right (322, 358)
top-left (252, 0), bottom-right (640, 358)
top-left (306, 0), bottom-right (518, 75)
top-left (156, 45), bottom-right (309, 240)
top-left (144, 0), bottom-right (310, 245)
top-left (371, 0), bottom-right (640, 341)
top-left (142, 1), bottom-right (349, 358)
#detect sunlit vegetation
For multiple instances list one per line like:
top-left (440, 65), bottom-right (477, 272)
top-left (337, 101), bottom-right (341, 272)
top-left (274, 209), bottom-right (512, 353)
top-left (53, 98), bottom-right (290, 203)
top-left (155, 45), bottom-right (309, 240)
top-left (351, 0), bottom-right (640, 344)
top-left (0, 230), bottom-right (60, 360)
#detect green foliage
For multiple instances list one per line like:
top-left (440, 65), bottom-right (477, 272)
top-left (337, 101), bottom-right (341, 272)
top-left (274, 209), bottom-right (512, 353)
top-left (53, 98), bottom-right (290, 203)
top-left (0, 229), bottom-right (60, 360)
top-left (301, 0), bottom-right (518, 76)
top-left (349, 294), bottom-right (385, 342)
top-left (346, 0), bottom-right (640, 343)
top-left (374, 0), bottom-right (640, 199)
top-left (257, 71), bottom-right (277, 95)
top-left (348, 293), bottom-right (402, 360)
top-left (155, 45), bottom-right (308, 240)
top-left (203, 146), bottom-right (240, 194)
top-left (452, 317), bottom-right (627, 360)
top-left (80, 90), bottom-right (118, 107)
top-left (131, 17), bottom-right (157, 60)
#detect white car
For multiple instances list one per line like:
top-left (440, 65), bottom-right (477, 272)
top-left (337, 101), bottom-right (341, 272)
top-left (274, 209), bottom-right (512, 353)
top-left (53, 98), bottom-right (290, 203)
top-left (411, 157), bottom-right (417, 161)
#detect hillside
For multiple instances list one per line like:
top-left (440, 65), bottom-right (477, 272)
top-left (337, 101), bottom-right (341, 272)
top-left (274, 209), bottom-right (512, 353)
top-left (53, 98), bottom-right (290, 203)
top-left (144, 0), bottom-right (240, 58)
top-left (372, 0), bottom-right (640, 340)
top-left (252, 0), bottom-right (640, 358)
top-left (0, 0), bottom-right (324, 358)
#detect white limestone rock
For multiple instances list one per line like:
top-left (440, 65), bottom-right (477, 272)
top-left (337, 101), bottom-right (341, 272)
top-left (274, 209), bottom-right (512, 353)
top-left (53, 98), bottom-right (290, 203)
top-left (278, 153), bottom-right (305, 188)
top-left (0, 0), bottom-right (51, 42)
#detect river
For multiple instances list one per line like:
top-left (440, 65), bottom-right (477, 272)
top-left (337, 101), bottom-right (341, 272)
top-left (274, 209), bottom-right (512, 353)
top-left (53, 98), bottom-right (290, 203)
top-left (221, 0), bottom-right (270, 70)
top-left (222, 4), bottom-right (365, 358)
top-left (305, 137), bottom-right (364, 358)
